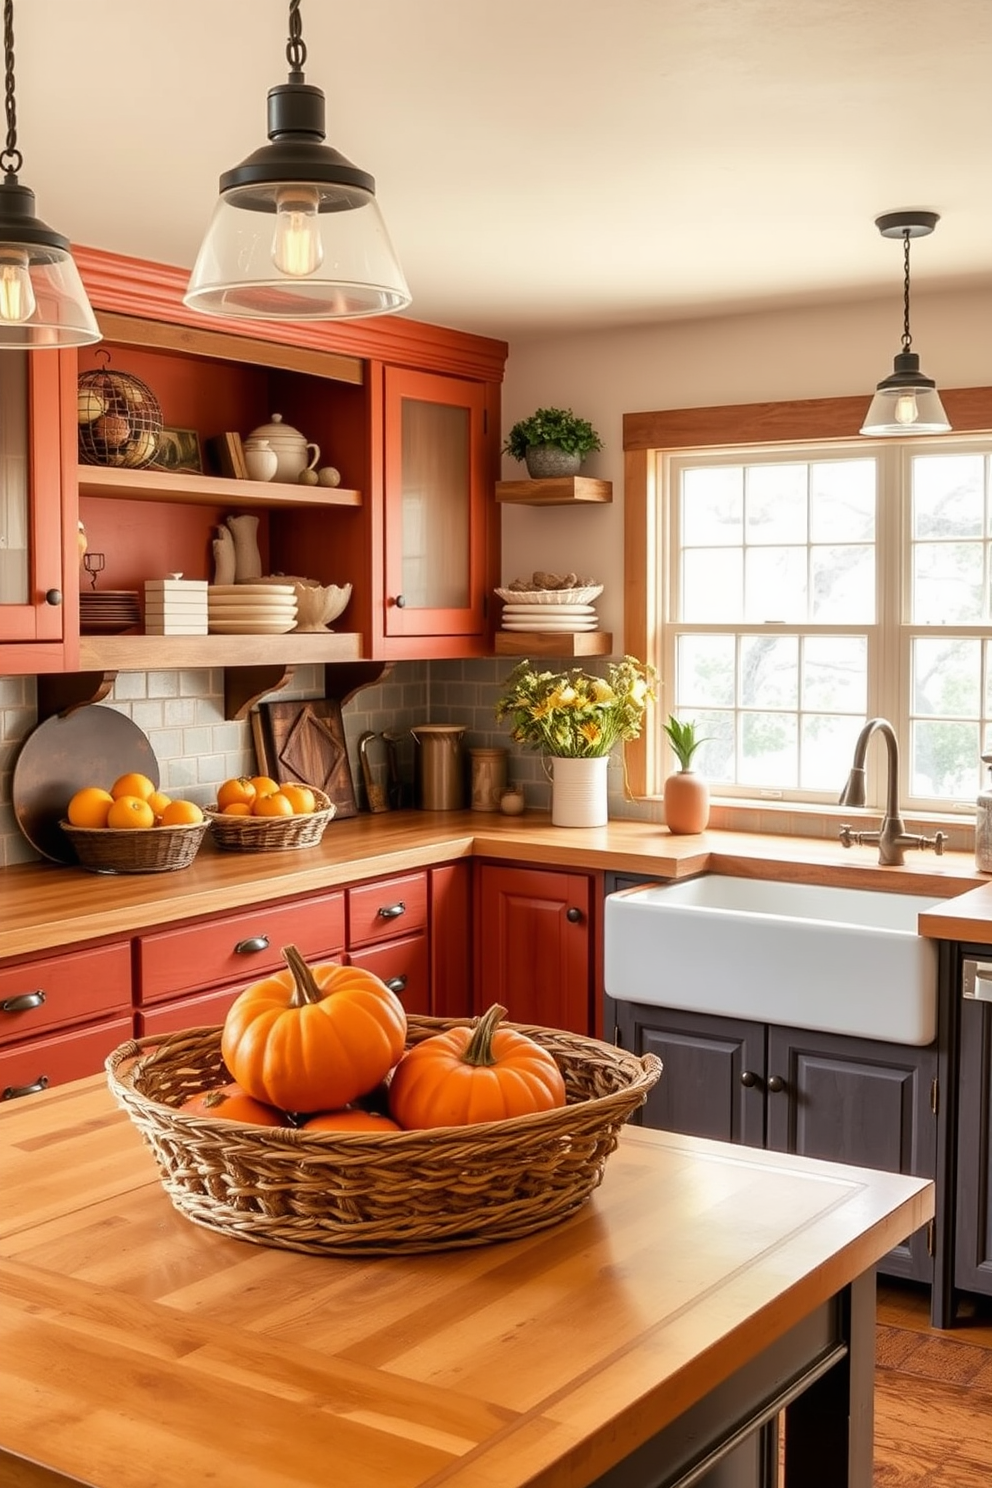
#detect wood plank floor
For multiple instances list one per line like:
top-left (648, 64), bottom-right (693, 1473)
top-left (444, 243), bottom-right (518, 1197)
top-left (873, 1281), bottom-right (992, 1486)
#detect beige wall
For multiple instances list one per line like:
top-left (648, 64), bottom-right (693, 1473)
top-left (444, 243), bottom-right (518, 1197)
top-left (499, 287), bottom-right (992, 649)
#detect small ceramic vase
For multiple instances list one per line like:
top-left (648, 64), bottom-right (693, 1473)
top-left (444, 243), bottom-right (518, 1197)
top-left (499, 785), bottom-right (526, 816)
top-left (664, 770), bottom-right (710, 834)
top-left (226, 513), bottom-right (262, 582)
top-left (244, 440), bottom-right (278, 482)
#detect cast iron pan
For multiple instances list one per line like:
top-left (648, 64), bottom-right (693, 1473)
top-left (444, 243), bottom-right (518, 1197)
top-left (12, 705), bottom-right (159, 863)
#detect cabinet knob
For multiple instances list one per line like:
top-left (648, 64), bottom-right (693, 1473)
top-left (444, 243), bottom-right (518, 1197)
top-left (1, 990), bottom-right (46, 1013)
top-left (3, 1075), bottom-right (49, 1101)
top-left (566, 907), bottom-right (583, 923)
top-left (233, 935), bottom-right (270, 955)
top-left (44, 588), bottom-right (62, 606)
top-left (377, 902), bottom-right (406, 920)
top-left (385, 975), bottom-right (408, 995)
top-left (767, 1074), bottom-right (786, 1094)
top-left (740, 1069), bottom-right (759, 1088)
top-left (393, 594), bottom-right (407, 608)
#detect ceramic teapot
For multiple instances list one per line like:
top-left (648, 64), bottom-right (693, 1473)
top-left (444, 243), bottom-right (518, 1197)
top-left (244, 413), bottom-right (320, 484)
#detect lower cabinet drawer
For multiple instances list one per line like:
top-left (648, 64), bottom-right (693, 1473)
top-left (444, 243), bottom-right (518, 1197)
top-left (137, 984), bottom-right (246, 1038)
top-left (0, 943), bottom-right (131, 1047)
top-left (136, 891), bottom-right (346, 1004)
top-left (0, 1015), bottom-right (134, 1101)
top-left (349, 934), bottom-right (430, 1017)
top-left (347, 873), bottom-right (428, 949)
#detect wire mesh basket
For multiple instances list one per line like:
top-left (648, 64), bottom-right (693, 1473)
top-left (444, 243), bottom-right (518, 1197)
top-left (78, 355), bottom-right (164, 469)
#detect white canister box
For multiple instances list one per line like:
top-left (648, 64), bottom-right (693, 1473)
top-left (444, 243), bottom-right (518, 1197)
top-left (144, 579), bottom-right (208, 635)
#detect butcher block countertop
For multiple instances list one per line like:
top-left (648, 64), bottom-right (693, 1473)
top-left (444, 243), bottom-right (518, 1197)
top-left (4, 809), bottom-right (992, 961)
top-left (0, 1074), bottom-right (932, 1488)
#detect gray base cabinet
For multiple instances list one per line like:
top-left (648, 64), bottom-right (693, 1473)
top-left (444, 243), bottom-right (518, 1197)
top-left (614, 999), bottom-right (936, 1283)
top-left (955, 969), bottom-right (992, 1298)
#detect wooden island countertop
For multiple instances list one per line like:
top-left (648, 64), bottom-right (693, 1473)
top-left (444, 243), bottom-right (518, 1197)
top-left (3, 809), bottom-right (992, 962)
top-left (0, 1074), bottom-right (931, 1488)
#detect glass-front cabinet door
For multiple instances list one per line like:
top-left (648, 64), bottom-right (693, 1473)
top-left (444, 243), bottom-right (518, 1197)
top-left (0, 351), bottom-right (69, 658)
top-left (383, 366), bottom-right (489, 641)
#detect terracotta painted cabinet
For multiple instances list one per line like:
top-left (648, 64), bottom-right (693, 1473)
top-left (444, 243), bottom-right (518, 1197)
top-left (0, 350), bottom-right (78, 673)
top-left (381, 366), bottom-right (494, 650)
top-left (474, 863), bottom-right (594, 1035)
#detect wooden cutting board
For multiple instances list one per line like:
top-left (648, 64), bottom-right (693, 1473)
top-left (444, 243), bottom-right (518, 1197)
top-left (259, 700), bottom-right (357, 819)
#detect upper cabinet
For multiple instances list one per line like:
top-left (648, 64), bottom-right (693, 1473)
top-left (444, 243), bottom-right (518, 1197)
top-left (5, 247), bottom-right (507, 683)
top-left (0, 352), bottom-right (79, 673)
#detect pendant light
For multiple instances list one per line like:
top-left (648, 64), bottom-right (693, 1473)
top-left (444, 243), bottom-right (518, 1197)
top-left (0, 0), bottom-right (99, 348)
top-left (184, 0), bottom-right (411, 322)
top-left (860, 211), bottom-right (949, 437)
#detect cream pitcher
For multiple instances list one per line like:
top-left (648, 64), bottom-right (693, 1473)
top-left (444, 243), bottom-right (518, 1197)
top-left (244, 413), bottom-right (320, 484)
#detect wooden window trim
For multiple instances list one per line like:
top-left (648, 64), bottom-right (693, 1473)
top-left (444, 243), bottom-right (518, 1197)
top-left (622, 388), bottom-right (992, 799)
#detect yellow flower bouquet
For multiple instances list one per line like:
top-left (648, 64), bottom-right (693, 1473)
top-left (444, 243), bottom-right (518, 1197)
top-left (495, 656), bottom-right (656, 758)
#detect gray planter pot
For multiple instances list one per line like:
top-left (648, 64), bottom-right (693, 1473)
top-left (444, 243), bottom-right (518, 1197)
top-left (524, 445), bottom-right (582, 479)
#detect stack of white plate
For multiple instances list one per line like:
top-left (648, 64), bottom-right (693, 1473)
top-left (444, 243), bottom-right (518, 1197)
top-left (500, 602), bottom-right (599, 633)
top-left (207, 583), bottom-right (298, 635)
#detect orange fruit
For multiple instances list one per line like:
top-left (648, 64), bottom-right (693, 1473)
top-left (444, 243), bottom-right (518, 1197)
top-left (249, 775), bottom-right (281, 800)
top-left (107, 794), bottom-right (155, 829)
top-left (252, 790), bottom-right (294, 818)
top-left (147, 790), bottom-right (173, 823)
top-left (217, 776), bottom-right (256, 810)
top-left (278, 783), bottom-right (316, 815)
top-left (67, 786), bottom-right (114, 829)
top-left (221, 802), bottom-right (253, 816)
top-left (110, 771), bottom-right (156, 801)
top-left (160, 799), bottom-right (204, 826)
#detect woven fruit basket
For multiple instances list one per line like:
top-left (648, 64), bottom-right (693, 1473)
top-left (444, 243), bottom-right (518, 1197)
top-left (205, 788), bottom-right (335, 852)
top-left (105, 1017), bottom-right (662, 1256)
top-left (59, 819), bottom-right (208, 873)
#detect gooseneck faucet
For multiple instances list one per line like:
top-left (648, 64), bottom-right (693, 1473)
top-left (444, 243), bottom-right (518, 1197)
top-left (838, 717), bottom-right (945, 865)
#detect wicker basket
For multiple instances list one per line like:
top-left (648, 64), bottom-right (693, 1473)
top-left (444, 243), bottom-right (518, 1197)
top-left (105, 1018), bottom-right (662, 1255)
top-left (59, 819), bottom-right (208, 873)
top-left (205, 788), bottom-right (335, 852)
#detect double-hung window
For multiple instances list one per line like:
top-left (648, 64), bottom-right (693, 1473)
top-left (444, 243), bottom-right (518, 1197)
top-left (624, 394), bottom-right (992, 815)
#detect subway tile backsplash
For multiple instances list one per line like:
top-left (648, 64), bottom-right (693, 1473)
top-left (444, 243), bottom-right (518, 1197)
top-left (0, 660), bottom-right (974, 865)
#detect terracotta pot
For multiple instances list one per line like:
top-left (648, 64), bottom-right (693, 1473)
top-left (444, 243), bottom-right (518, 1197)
top-left (663, 770), bottom-right (710, 834)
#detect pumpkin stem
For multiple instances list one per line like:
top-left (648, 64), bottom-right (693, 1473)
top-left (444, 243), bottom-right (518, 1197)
top-left (461, 1003), bottom-right (508, 1067)
top-left (282, 944), bottom-right (326, 1007)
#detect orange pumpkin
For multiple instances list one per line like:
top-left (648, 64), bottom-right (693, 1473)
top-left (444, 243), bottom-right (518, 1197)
top-left (180, 1082), bottom-right (289, 1127)
top-left (388, 1003), bottom-right (566, 1129)
top-left (221, 945), bottom-right (407, 1113)
top-left (301, 1108), bottom-right (402, 1133)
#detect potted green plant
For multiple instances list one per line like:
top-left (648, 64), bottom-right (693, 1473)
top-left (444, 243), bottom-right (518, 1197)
top-left (502, 406), bottom-right (604, 479)
top-left (662, 715), bottom-right (710, 835)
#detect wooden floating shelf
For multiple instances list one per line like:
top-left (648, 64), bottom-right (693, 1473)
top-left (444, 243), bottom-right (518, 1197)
top-left (494, 631), bottom-right (613, 658)
top-left (78, 464), bottom-right (362, 510)
top-left (495, 476), bottom-right (612, 506)
top-left (79, 631), bottom-right (363, 671)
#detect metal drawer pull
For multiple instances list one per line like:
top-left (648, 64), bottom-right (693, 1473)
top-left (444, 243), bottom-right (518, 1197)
top-left (767, 1074), bottom-right (786, 1094)
top-left (962, 958), bottom-right (992, 1001)
top-left (385, 975), bottom-right (408, 995)
top-left (234, 935), bottom-right (270, 955)
top-left (376, 902), bottom-right (406, 920)
top-left (3, 1075), bottom-right (49, 1101)
top-left (1, 990), bottom-right (46, 1013)
top-left (740, 1069), bottom-right (759, 1089)
top-left (566, 907), bottom-right (583, 923)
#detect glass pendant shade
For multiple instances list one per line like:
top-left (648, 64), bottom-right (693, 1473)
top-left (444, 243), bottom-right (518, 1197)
top-left (185, 76), bottom-right (410, 322)
top-left (860, 351), bottom-right (951, 436)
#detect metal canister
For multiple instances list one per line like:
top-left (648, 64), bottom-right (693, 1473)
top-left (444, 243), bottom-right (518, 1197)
top-left (411, 724), bottom-right (466, 810)
top-left (470, 747), bottom-right (508, 811)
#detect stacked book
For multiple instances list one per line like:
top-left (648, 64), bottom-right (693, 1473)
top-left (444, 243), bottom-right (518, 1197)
top-left (144, 578), bottom-right (209, 635)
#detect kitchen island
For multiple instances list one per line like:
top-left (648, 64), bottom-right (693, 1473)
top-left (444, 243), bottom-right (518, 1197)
top-left (0, 1073), bottom-right (931, 1488)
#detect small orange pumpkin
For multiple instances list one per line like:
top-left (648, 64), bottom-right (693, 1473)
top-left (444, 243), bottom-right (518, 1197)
top-left (180, 1082), bottom-right (289, 1127)
top-left (301, 1108), bottom-right (402, 1133)
top-left (388, 1003), bottom-right (566, 1129)
top-left (221, 945), bottom-right (407, 1113)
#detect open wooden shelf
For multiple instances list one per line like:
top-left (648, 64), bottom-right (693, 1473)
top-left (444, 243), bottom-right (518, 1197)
top-left (78, 464), bottom-right (362, 510)
top-left (494, 631), bottom-right (613, 657)
top-left (78, 631), bottom-right (363, 671)
top-left (495, 476), bottom-right (612, 506)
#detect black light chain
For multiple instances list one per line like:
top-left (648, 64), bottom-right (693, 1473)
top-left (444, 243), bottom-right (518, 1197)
top-left (1, 0), bottom-right (21, 178)
top-left (286, 0), bottom-right (307, 78)
top-left (901, 229), bottom-right (913, 354)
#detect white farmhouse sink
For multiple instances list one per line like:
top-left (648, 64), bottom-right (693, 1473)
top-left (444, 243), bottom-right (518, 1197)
top-left (604, 876), bottom-right (944, 1046)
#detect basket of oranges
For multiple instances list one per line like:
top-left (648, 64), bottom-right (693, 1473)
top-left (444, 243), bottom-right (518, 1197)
top-left (60, 773), bottom-right (208, 874)
top-left (205, 775), bottom-right (335, 852)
